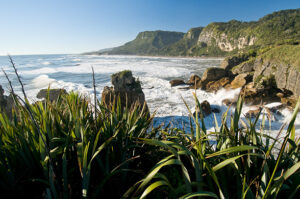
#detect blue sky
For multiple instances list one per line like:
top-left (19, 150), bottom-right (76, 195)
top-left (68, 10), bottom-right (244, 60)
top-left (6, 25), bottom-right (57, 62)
top-left (0, 0), bottom-right (299, 55)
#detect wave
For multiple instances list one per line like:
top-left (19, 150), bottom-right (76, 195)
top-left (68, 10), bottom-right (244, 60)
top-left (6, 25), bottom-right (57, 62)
top-left (20, 67), bottom-right (57, 75)
top-left (31, 75), bottom-right (56, 88)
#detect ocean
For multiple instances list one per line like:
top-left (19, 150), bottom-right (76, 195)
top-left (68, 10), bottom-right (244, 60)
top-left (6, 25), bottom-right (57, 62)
top-left (0, 54), bottom-right (299, 136)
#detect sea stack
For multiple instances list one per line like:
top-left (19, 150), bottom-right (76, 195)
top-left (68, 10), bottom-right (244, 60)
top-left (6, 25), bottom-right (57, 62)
top-left (101, 70), bottom-right (149, 114)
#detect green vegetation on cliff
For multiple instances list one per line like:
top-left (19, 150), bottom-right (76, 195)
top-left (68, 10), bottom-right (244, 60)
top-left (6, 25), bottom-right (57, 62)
top-left (262, 44), bottom-right (300, 71)
top-left (101, 30), bottom-right (184, 55)
top-left (88, 9), bottom-right (300, 57)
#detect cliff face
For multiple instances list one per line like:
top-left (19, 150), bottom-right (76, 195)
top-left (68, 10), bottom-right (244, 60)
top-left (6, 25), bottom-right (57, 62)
top-left (185, 27), bottom-right (203, 40)
top-left (231, 44), bottom-right (300, 97)
top-left (98, 30), bottom-right (184, 55)
top-left (197, 27), bottom-right (256, 52)
top-left (193, 9), bottom-right (300, 55)
top-left (253, 45), bottom-right (300, 96)
top-left (160, 27), bottom-right (204, 56)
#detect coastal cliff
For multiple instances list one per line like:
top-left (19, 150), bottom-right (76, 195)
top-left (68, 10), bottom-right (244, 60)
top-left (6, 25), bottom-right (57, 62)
top-left (88, 9), bottom-right (300, 57)
top-left (177, 44), bottom-right (300, 107)
top-left (90, 30), bottom-right (185, 55)
top-left (88, 8), bottom-right (300, 101)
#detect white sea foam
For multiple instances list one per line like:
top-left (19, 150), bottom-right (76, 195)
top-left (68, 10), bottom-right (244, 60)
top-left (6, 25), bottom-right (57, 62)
top-left (42, 61), bottom-right (51, 65)
top-left (31, 75), bottom-right (56, 88)
top-left (1, 54), bottom-right (299, 137)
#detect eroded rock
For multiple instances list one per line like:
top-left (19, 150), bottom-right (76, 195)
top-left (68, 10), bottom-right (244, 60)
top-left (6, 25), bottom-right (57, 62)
top-left (205, 77), bottom-right (230, 92)
top-left (230, 73), bottom-right (251, 89)
top-left (101, 70), bottom-right (149, 113)
top-left (201, 68), bottom-right (226, 83)
top-left (220, 54), bottom-right (251, 73)
top-left (232, 59), bottom-right (255, 75)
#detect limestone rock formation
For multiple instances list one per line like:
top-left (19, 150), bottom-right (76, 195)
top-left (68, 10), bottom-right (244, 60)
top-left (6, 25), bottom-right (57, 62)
top-left (253, 58), bottom-right (300, 98)
top-left (101, 70), bottom-right (149, 113)
top-left (220, 54), bottom-right (250, 72)
top-left (230, 73), bottom-right (250, 89)
top-left (240, 82), bottom-right (280, 105)
top-left (201, 68), bottom-right (226, 88)
top-left (232, 59), bottom-right (255, 75)
top-left (205, 77), bottom-right (230, 92)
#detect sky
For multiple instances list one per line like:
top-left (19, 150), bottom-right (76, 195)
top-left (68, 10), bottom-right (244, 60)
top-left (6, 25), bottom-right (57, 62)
top-left (0, 0), bottom-right (299, 55)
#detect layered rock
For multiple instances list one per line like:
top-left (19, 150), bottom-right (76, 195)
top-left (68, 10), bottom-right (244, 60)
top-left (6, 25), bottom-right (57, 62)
top-left (240, 82), bottom-right (280, 105)
top-left (201, 68), bottom-right (226, 89)
top-left (101, 70), bottom-right (149, 113)
top-left (253, 58), bottom-right (300, 98)
top-left (197, 22), bottom-right (256, 52)
top-left (231, 59), bottom-right (255, 75)
top-left (230, 73), bottom-right (251, 89)
top-left (206, 77), bottom-right (230, 92)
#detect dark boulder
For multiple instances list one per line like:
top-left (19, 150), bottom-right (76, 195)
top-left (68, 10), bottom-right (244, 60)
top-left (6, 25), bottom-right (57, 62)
top-left (220, 54), bottom-right (251, 75)
top-left (169, 79), bottom-right (186, 87)
top-left (0, 85), bottom-right (14, 118)
top-left (194, 100), bottom-right (212, 117)
top-left (222, 98), bottom-right (237, 106)
top-left (37, 89), bottom-right (67, 101)
top-left (187, 74), bottom-right (201, 85)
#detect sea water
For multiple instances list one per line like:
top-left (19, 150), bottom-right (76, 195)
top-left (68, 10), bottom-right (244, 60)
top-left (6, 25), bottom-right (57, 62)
top-left (0, 54), bottom-right (299, 137)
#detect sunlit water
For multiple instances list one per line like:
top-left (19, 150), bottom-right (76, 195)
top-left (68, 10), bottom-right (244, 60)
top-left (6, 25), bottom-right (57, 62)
top-left (0, 54), bottom-right (299, 138)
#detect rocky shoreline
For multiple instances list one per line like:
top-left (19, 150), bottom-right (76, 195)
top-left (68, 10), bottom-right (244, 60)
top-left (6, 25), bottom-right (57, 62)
top-left (170, 51), bottom-right (299, 118)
